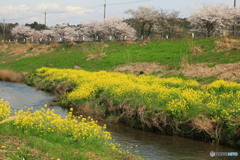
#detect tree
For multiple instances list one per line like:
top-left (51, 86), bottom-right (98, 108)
top-left (41, 30), bottom-right (56, 42)
top-left (125, 6), bottom-right (158, 38)
top-left (79, 18), bottom-right (137, 41)
top-left (103, 18), bottom-right (136, 40)
top-left (0, 23), bottom-right (18, 40)
top-left (11, 25), bottom-right (33, 40)
top-left (51, 24), bottom-right (78, 42)
top-left (155, 10), bottom-right (182, 39)
top-left (80, 21), bottom-right (105, 41)
top-left (188, 4), bottom-right (240, 37)
top-left (25, 22), bottom-right (46, 30)
top-left (28, 30), bottom-right (42, 42)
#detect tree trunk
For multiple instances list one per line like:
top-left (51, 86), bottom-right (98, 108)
top-left (147, 24), bottom-right (153, 37)
top-left (140, 22), bottom-right (146, 39)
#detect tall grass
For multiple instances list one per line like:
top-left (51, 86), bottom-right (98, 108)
top-left (0, 69), bottom-right (24, 82)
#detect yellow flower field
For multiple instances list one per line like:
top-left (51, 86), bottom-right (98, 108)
top-left (26, 67), bottom-right (240, 147)
top-left (30, 67), bottom-right (240, 122)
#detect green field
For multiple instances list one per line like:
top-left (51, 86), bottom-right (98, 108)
top-left (1, 38), bottom-right (240, 76)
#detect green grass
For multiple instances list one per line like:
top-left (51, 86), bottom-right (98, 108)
top-left (160, 73), bottom-right (218, 84)
top-left (0, 124), bottom-right (139, 160)
top-left (0, 39), bottom-right (209, 71)
top-left (1, 38), bottom-right (240, 75)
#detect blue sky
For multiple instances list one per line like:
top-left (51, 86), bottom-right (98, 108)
top-left (0, 0), bottom-right (236, 26)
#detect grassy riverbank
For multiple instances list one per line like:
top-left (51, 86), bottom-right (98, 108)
top-left (0, 69), bottom-right (24, 83)
top-left (0, 99), bottom-right (142, 160)
top-left (25, 67), bottom-right (240, 148)
top-left (1, 38), bottom-right (240, 151)
top-left (1, 38), bottom-right (240, 82)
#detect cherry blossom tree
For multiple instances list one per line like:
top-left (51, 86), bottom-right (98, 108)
top-left (79, 18), bottom-right (136, 41)
top-left (41, 30), bottom-right (56, 42)
top-left (105, 18), bottom-right (137, 40)
top-left (29, 30), bottom-right (43, 42)
top-left (125, 6), bottom-right (158, 38)
top-left (79, 21), bottom-right (105, 41)
top-left (51, 24), bottom-right (78, 42)
top-left (155, 10), bottom-right (181, 39)
top-left (11, 25), bottom-right (33, 40)
top-left (188, 4), bottom-right (240, 37)
top-left (11, 18), bottom-right (137, 42)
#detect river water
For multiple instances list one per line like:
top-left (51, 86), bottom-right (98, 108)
top-left (0, 81), bottom-right (239, 160)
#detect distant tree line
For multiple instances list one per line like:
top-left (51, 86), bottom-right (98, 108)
top-left (125, 5), bottom-right (240, 39)
top-left (9, 18), bottom-right (136, 43)
top-left (1, 4), bottom-right (240, 42)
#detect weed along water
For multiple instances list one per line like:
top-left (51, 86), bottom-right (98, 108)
top-left (0, 81), bottom-right (239, 160)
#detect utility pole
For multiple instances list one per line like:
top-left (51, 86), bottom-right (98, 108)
top-left (104, 0), bottom-right (106, 19)
top-left (44, 10), bottom-right (47, 29)
top-left (233, 0), bottom-right (237, 36)
top-left (3, 18), bottom-right (5, 41)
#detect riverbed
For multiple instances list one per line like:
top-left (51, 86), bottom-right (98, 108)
top-left (0, 81), bottom-right (239, 160)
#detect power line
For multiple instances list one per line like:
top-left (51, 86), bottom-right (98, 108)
top-left (108, 0), bottom-right (152, 5)
top-left (43, 10), bottom-right (67, 28)
top-left (4, 15), bottom-right (40, 21)
top-left (102, 0), bottom-right (152, 19)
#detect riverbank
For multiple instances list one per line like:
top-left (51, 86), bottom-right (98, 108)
top-left (0, 70), bottom-right (24, 83)
top-left (25, 67), bottom-right (240, 149)
top-left (0, 99), bottom-right (142, 160)
top-left (2, 38), bottom-right (240, 82)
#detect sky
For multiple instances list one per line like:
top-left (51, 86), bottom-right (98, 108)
top-left (0, 0), bottom-right (236, 26)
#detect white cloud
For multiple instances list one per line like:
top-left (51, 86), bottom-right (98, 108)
top-left (65, 6), bottom-right (92, 15)
top-left (0, 5), bottom-right (29, 14)
top-left (189, 3), bottom-right (199, 10)
top-left (0, 4), bottom-right (94, 25)
top-left (35, 3), bottom-right (60, 11)
top-left (27, 16), bottom-right (40, 22)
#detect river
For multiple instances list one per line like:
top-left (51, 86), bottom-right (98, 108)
top-left (0, 81), bottom-right (239, 160)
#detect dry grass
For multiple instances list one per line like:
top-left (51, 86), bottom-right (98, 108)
top-left (120, 41), bottom-right (138, 46)
top-left (114, 62), bottom-right (166, 74)
top-left (0, 70), bottom-right (24, 83)
top-left (54, 81), bottom-right (73, 95)
top-left (180, 54), bottom-right (190, 68)
top-left (0, 43), bottom-right (59, 63)
top-left (157, 60), bottom-right (240, 81)
top-left (81, 42), bottom-right (108, 61)
top-left (191, 46), bottom-right (204, 55)
top-left (192, 116), bottom-right (214, 137)
top-left (86, 53), bottom-right (107, 61)
top-left (120, 40), bottom-right (150, 47)
top-left (180, 61), bottom-right (240, 81)
top-left (0, 43), bottom-right (50, 55)
top-left (66, 41), bottom-right (77, 47)
top-left (214, 38), bottom-right (240, 52)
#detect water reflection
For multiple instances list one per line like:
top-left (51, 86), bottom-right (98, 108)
top-left (107, 123), bottom-right (240, 160)
top-left (0, 81), bottom-right (68, 117)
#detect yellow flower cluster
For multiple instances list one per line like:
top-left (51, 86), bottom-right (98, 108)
top-left (0, 99), bottom-right (118, 152)
top-left (14, 107), bottom-right (113, 144)
top-left (0, 99), bottom-right (11, 121)
top-left (32, 67), bottom-right (240, 122)
top-left (206, 80), bottom-right (240, 91)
